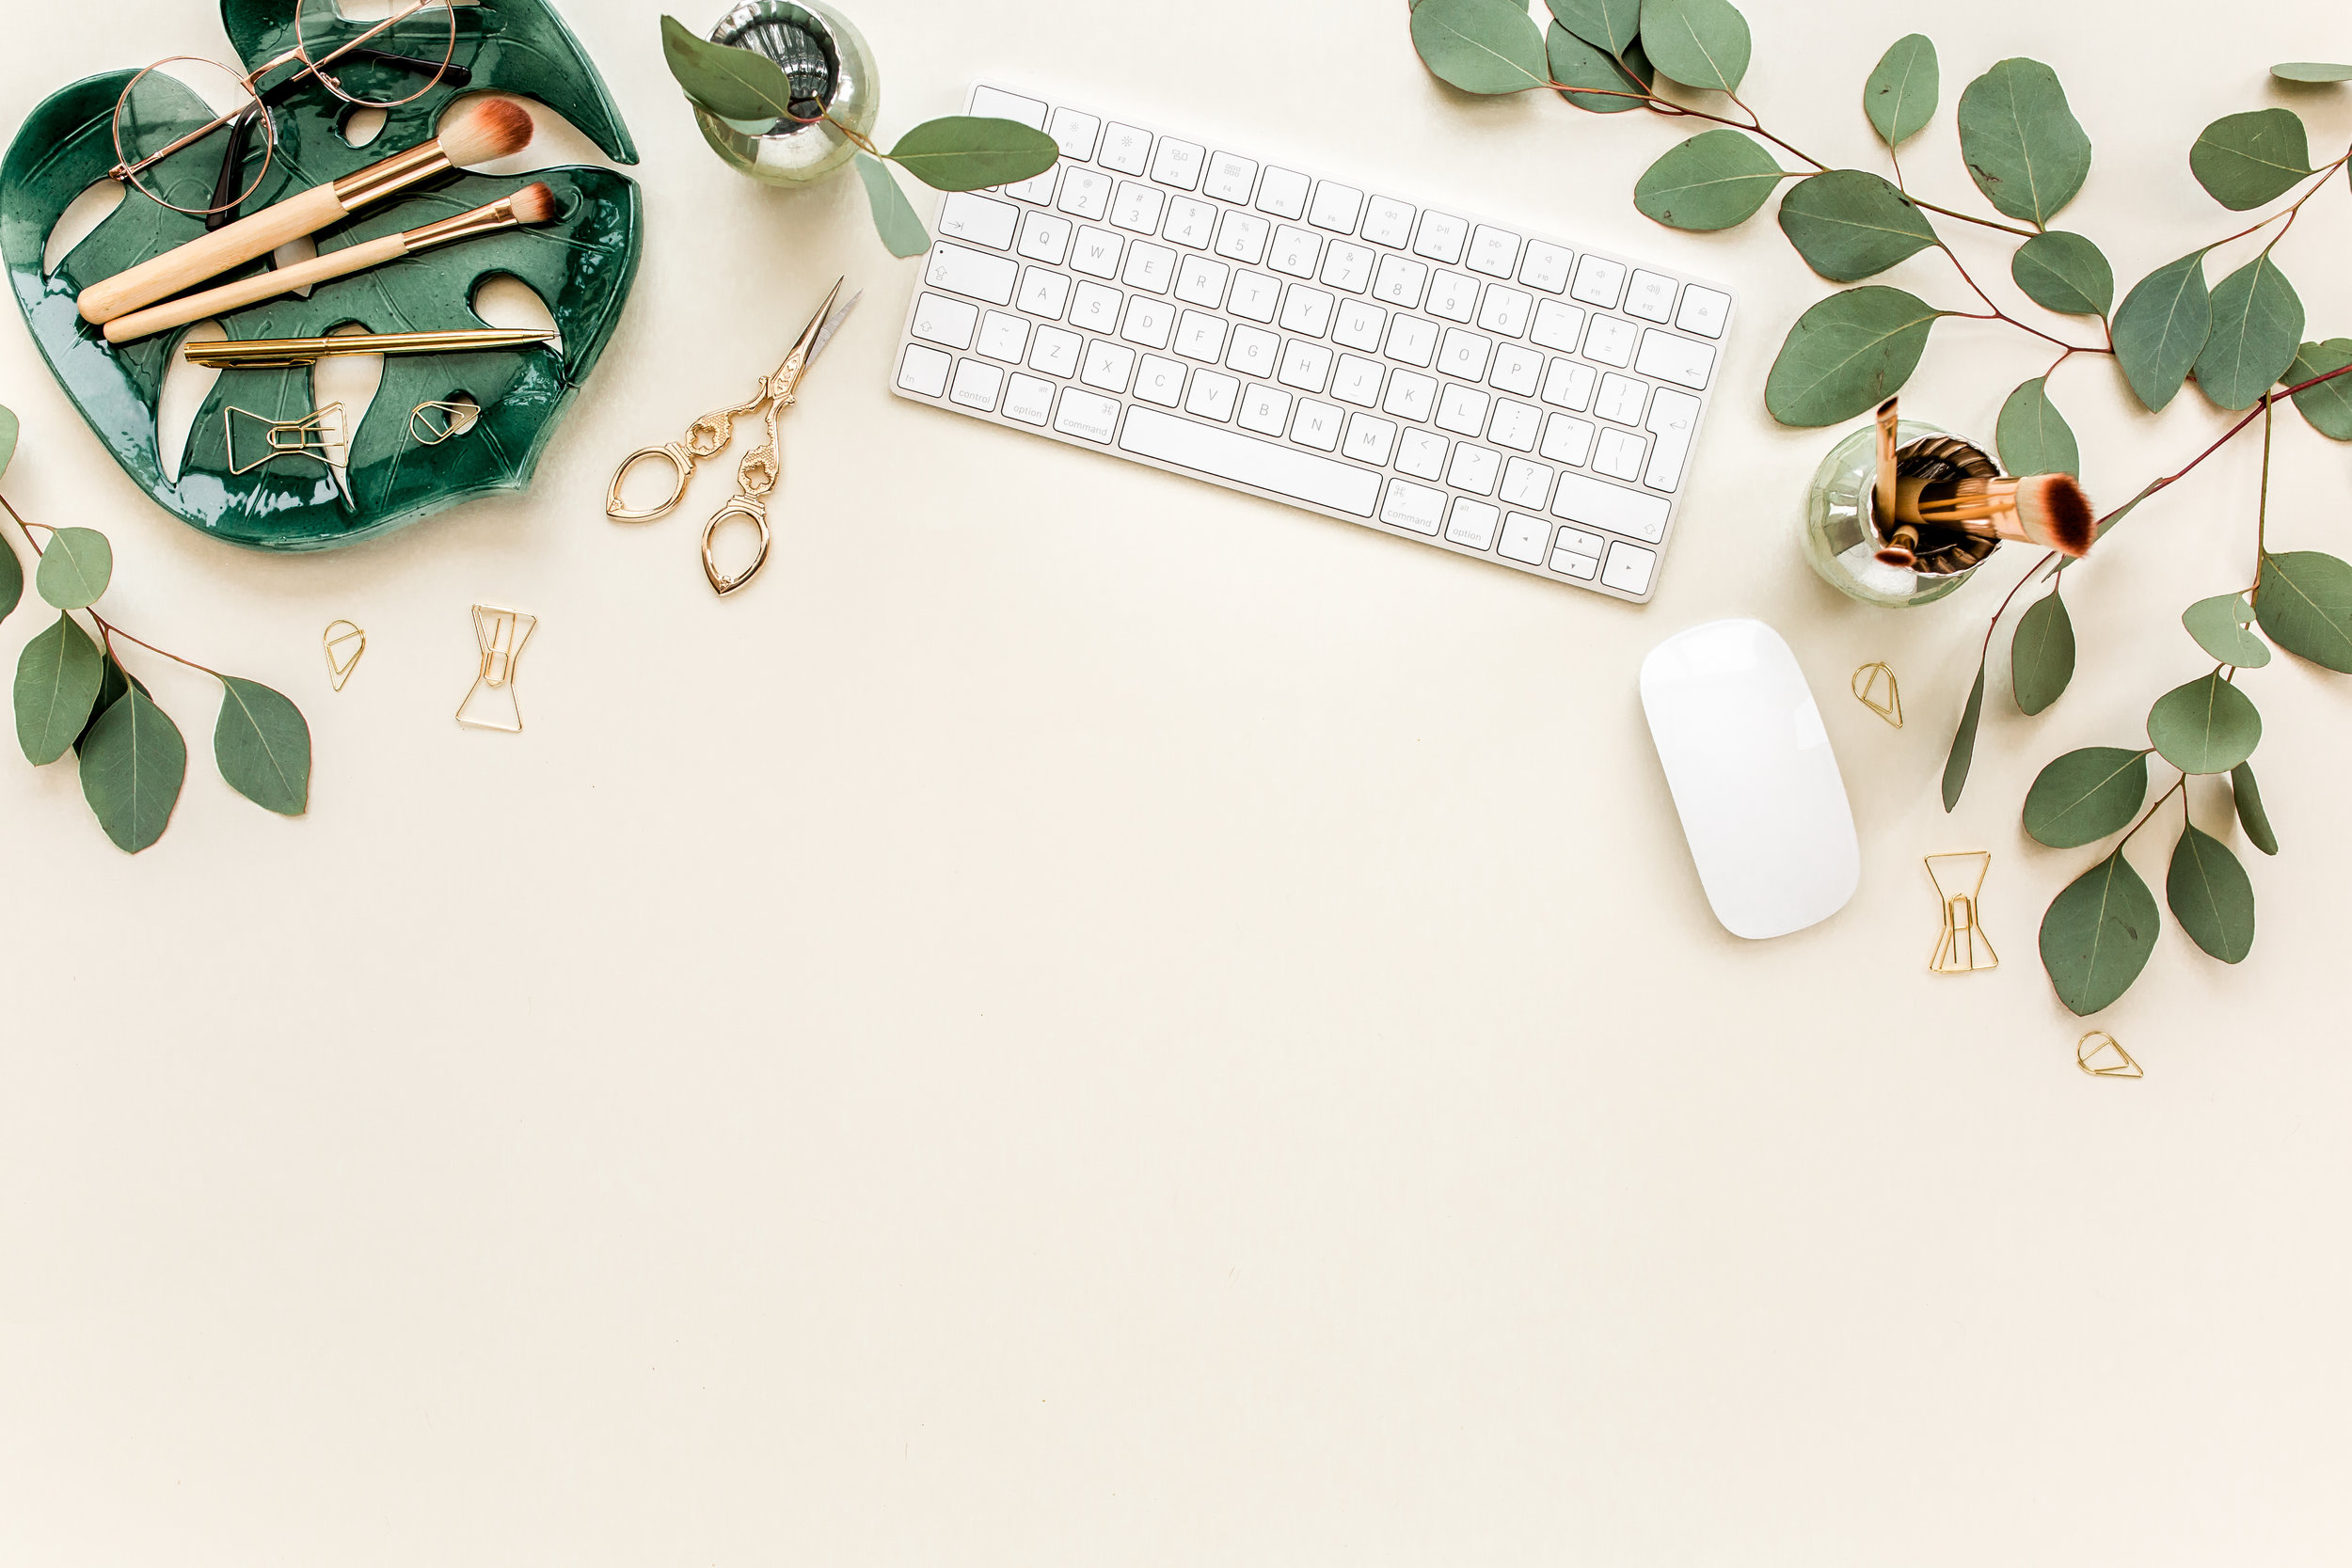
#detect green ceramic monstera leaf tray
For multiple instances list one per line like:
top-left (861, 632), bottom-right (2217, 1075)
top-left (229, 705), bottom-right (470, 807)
top-left (1, 0), bottom-right (641, 550)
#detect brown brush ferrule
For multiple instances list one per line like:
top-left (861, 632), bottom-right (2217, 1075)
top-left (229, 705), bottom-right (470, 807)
top-left (332, 140), bottom-right (453, 210)
top-left (401, 196), bottom-right (520, 252)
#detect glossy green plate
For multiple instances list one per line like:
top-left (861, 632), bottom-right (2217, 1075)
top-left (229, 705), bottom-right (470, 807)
top-left (1, 0), bottom-right (642, 550)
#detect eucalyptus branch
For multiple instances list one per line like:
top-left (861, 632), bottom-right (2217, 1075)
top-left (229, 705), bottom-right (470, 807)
top-left (2120, 771), bottom-right (2188, 847)
top-left (0, 493), bottom-right (219, 679)
top-left (1936, 242), bottom-right (2109, 355)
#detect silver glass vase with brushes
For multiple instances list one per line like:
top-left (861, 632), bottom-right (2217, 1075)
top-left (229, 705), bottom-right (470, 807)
top-left (692, 0), bottom-right (880, 185)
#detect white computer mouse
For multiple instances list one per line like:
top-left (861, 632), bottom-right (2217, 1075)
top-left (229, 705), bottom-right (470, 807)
top-left (1638, 618), bottom-right (1860, 940)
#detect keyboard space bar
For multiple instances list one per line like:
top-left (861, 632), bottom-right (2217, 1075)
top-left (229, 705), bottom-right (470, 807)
top-left (1118, 406), bottom-right (1380, 517)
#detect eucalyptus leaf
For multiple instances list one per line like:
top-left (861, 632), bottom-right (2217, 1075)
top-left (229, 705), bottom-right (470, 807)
top-left (2011, 588), bottom-right (2075, 715)
top-left (0, 521), bottom-right (19, 628)
top-left (2010, 230), bottom-right (2112, 316)
top-left (1547, 0), bottom-right (1640, 55)
top-left (2182, 593), bottom-right (2270, 667)
top-left (74, 651), bottom-right (144, 756)
top-left (214, 677), bottom-right (310, 816)
top-left (1776, 170), bottom-right (1937, 281)
top-left (2147, 671), bottom-right (2262, 774)
top-left (0, 403), bottom-right (16, 483)
top-left (1864, 34), bottom-right (1938, 149)
top-left (33, 526), bottom-right (111, 610)
top-left (2040, 849), bottom-right (2160, 1016)
top-left (2189, 108), bottom-right (2313, 210)
top-left (658, 13), bottom-right (801, 124)
top-left (2112, 250), bottom-right (2211, 412)
top-left (2193, 255), bottom-right (2302, 411)
top-left (2272, 62), bottom-right (2352, 83)
top-left (1996, 376), bottom-right (2078, 477)
top-left (1639, 0), bottom-right (1751, 92)
top-left (13, 610), bottom-right (102, 766)
top-left (2024, 746), bottom-right (2148, 847)
top-left (2253, 549), bottom-right (2352, 671)
top-left (1940, 658), bottom-right (1986, 813)
top-left (77, 685), bottom-right (184, 854)
top-left (2284, 339), bottom-right (2352, 439)
top-left (2232, 761), bottom-right (2278, 855)
top-left (1765, 286), bottom-right (1941, 427)
top-left (2168, 825), bottom-right (2255, 963)
top-left (1548, 24), bottom-right (1654, 113)
top-left (887, 117), bottom-right (1059, 193)
top-left (1632, 130), bottom-right (1784, 230)
top-left (1956, 58), bottom-right (2090, 226)
top-left (1409, 0), bottom-right (1551, 94)
top-left (854, 152), bottom-right (930, 259)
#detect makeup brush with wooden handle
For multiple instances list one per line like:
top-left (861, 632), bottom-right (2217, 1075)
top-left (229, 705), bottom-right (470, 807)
top-left (1873, 471), bottom-right (2095, 567)
top-left (102, 182), bottom-right (558, 344)
top-left (78, 96), bottom-right (534, 326)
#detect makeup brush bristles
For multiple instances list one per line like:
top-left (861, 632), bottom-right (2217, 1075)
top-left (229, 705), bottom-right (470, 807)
top-left (504, 180), bottom-right (558, 224)
top-left (438, 96), bottom-right (535, 167)
top-left (2016, 472), bottom-right (2095, 557)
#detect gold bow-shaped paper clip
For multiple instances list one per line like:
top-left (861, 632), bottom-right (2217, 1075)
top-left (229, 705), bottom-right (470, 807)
top-left (2077, 1032), bottom-right (2142, 1078)
top-left (455, 604), bottom-right (536, 733)
top-left (1925, 851), bottom-right (1997, 973)
top-left (226, 402), bottom-right (345, 474)
top-left (1851, 661), bottom-right (1902, 727)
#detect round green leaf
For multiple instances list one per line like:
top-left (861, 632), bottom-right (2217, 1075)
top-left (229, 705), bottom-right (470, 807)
top-left (2231, 762), bottom-right (2278, 855)
top-left (1632, 129), bottom-right (1784, 230)
top-left (2168, 823), bottom-right (2255, 962)
top-left (2011, 588), bottom-right (2075, 716)
top-left (2025, 746), bottom-right (2149, 847)
top-left (13, 610), bottom-right (103, 766)
top-left (2182, 593), bottom-right (2269, 668)
top-left (1956, 58), bottom-right (2091, 225)
top-left (887, 117), bottom-right (1059, 193)
top-left (1547, 24), bottom-right (1653, 113)
top-left (1410, 0), bottom-right (1551, 94)
top-left (77, 684), bottom-right (185, 854)
top-left (2254, 549), bottom-right (2352, 671)
top-left (2189, 108), bottom-right (2313, 210)
top-left (854, 152), bottom-right (929, 259)
top-left (0, 521), bottom-right (20, 628)
top-left (214, 676), bottom-right (311, 816)
top-left (75, 651), bottom-right (144, 757)
top-left (2272, 62), bottom-right (2352, 83)
top-left (2112, 250), bottom-right (2211, 412)
top-left (0, 403), bottom-right (17, 485)
top-left (2010, 230), bottom-right (2112, 317)
top-left (1639, 0), bottom-right (1751, 92)
top-left (1996, 376), bottom-right (2078, 478)
top-left (2040, 849), bottom-right (2160, 1016)
top-left (1941, 658), bottom-right (1986, 813)
top-left (1546, 0), bottom-right (1639, 54)
top-left (1776, 169), bottom-right (1937, 281)
top-left (658, 14), bottom-right (802, 123)
top-left (34, 527), bottom-right (111, 610)
top-left (1864, 33), bottom-right (1938, 149)
top-left (2147, 672), bottom-right (2262, 774)
top-left (1764, 286), bottom-right (1940, 427)
top-left (2284, 339), bottom-right (2352, 439)
top-left (2194, 255), bottom-right (2302, 411)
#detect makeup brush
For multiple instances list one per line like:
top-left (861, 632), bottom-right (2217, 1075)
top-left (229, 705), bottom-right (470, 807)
top-left (1872, 395), bottom-right (1899, 526)
top-left (103, 182), bottom-right (560, 344)
top-left (78, 96), bottom-right (535, 326)
top-left (1892, 471), bottom-right (2096, 554)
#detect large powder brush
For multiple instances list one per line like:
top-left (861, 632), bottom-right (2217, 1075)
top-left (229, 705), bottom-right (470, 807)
top-left (1876, 471), bottom-right (2096, 567)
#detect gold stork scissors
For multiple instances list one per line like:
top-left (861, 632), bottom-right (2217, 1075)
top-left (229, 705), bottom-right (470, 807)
top-left (605, 277), bottom-right (862, 596)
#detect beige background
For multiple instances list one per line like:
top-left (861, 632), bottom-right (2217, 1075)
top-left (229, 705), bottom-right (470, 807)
top-left (3, 1), bottom-right (2347, 1561)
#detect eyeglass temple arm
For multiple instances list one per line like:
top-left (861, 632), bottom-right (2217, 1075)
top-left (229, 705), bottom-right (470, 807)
top-left (203, 49), bottom-right (476, 231)
top-left (255, 46), bottom-right (473, 109)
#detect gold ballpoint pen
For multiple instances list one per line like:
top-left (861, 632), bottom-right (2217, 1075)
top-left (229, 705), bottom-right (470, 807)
top-left (182, 327), bottom-right (557, 369)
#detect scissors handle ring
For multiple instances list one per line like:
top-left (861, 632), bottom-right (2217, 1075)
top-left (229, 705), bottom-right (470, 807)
top-left (605, 443), bottom-right (695, 522)
top-left (701, 496), bottom-right (772, 598)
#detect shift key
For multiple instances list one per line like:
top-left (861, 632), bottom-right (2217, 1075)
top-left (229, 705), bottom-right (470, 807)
top-left (925, 242), bottom-right (1019, 306)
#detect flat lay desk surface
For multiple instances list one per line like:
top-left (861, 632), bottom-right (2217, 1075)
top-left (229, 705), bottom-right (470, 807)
top-left (4, 1), bottom-right (2346, 1561)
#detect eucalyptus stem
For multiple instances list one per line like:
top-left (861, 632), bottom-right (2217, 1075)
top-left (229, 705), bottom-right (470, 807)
top-left (1936, 242), bottom-right (2108, 355)
top-left (2119, 770), bottom-right (2186, 847)
top-left (2253, 397), bottom-right (2274, 589)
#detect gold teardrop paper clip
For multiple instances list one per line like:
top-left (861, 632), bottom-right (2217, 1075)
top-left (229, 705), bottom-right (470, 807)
top-left (322, 619), bottom-right (366, 691)
top-left (1925, 851), bottom-right (1998, 973)
top-left (409, 400), bottom-right (477, 446)
top-left (1852, 661), bottom-right (1902, 727)
top-left (2076, 1031), bottom-right (2142, 1078)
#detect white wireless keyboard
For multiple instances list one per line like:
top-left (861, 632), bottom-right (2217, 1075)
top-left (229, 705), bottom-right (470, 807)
top-left (888, 83), bottom-right (1738, 604)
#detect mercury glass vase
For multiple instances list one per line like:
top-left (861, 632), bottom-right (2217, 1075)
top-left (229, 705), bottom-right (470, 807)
top-left (693, 0), bottom-right (880, 186)
top-left (1802, 418), bottom-right (2001, 608)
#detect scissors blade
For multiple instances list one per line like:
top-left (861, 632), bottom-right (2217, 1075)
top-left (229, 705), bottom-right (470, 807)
top-left (805, 289), bottom-right (863, 367)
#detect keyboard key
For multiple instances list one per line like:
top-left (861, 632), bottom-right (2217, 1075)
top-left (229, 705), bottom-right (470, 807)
top-left (1162, 197), bottom-right (1216, 249)
top-left (1571, 254), bottom-right (1628, 309)
top-left (1268, 225), bottom-right (1321, 277)
top-left (1583, 316), bottom-right (1637, 367)
top-left (896, 342), bottom-right (951, 397)
top-left (1277, 340), bottom-right (1333, 392)
top-left (1099, 122), bottom-right (1152, 175)
top-left (1486, 399), bottom-right (1541, 452)
top-left (911, 291), bottom-right (978, 350)
top-left (925, 243), bottom-right (1018, 306)
top-left (1412, 210), bottom-right (1468, 264)
top-left (1395, 428), bottom-right (1448, 481)
top-left (1644, 387), bottom-right (1701, 491)
top-left (1332, 299), bottom-right (1386, 351)
top-left (1498, 510), bottom-right (1548, 564)
top-left (1256, 166), bottom-right (1310, 219)
top-left (1204, 150), bottom-right (1257, 203)
top-left (1467, 225), bottom-right (1519, 278)
top-left (1069, 279), bottom-right (1121, 333)
top-left (1002, 372), bottom-right (1054, 425)
top-left (1625, 269), bottom-right (1677, 324)
top-left (1438, 327), bottom-right (1493, 381)
top-left (1596, 372), bottom-right (1647, 425)
top-left (1279, 284), bottom-right (1335, 337)
top-left (1383, 369), bottom-right (1436, 421)
top-left (1380, 478), bottom-right (1447, 534)
top-left (1371, 254), bottom-right (1429, 309)
top-left (1135, 353), bottom-right (1185, 406)
top-left (1445, 499), bottom-right (1501, 550)
top-left (1477, 284), bottom-right (1533, 338)
top-left (1601, 540), bottom-right (1658, 595)
top-left (1070, 226), bottom-right (1122, 279)
top-left (1593, 427), bottom-right (1645, 481)
top-left (1229, 271), bottom-right (1280, 323)
top-left (1343, 412), bottom-right (1398, 465)
top-left (1215, 210), bottom-right (1271, 265)
top-left (970, 85), bottom-right (1046, 128)
top-left (1554, 526), bottom-right (1606, 561)
top-left (1017, 266), bottom-right (1071, 319)
top-left (1017, 210), bottom-right (1073, 264)
top-left (1384, 315), bottom-right (1437, 368)
top-left (949, 357), bottom-right (1004, 410)
top-left (1447, 442), bottom-right (1500, 496)
top-left (1489, 342), bottom-right (1542, 398)
top-left (1319, 241), bottom-right (1375, 293)
top-left (1309, 181), bottom-right (1364, 233)
top-left (1539, 413), bottom-right (1595, 465)
top-left (1238, 383), bottom-right (1291, 435)
top-left (1120, 295), bottom-right (1174, 350)
top-left (1112, 181), bottom-right (1166, 234)
top-left (1361, 195), bottom-right (1415, 248)
top-left (1541, 358), bottom-right (1596, 409)
top-left (1435, 383), bottom-right (1490, 436)
top-left (1082, 339), bottom-right (1136, 391)
top-left (1055, 387), bottom-right (1121, 442)
top-left (1290, 398), bottom-right (1343, 451)
top-left (1174, 255), bottom-right (1230, 307)
top-left (1174, 309), bottom-right (1228, 361)
top-left (1186, 368), bottom-right (1239, 420)
top-left (1330, 353), bottom-right (1384, 406)
top-left (1000, 166), bottom-right (1057, 206)
top-left (977, 310), bottom-right (1028, 362)
top-left (1519, 240), bottom-right (1572, 293)
top-left (1549, 531), bottom-right (1601, 578)
top-left (1500, 456), bottom-right (1553, 509)
top-left (1553, 471), bottom-right (1669, 541)
top-left (1047, 106), bottom-right (1100, 161)
top-left (940, 191), bottom-right (1019, 249)
top-left (1226, 324), bottom-right (1279, 376)
top-left (1635, 329), bottom-right (1717, 390)
top-left (1122, 241), bottom-right (1176, 294)
top-left (1151, 136), bottom-right (1204, 190)
top-left (1677, 284), bottom-right (1731, 339)
top-left (1120, 406), bottom-right (1383, 515)
top-left (1028, 325), bottom-right (1081, 377)
top-left (1057, 168), bottom-right (1112, 220)
top-left (1426, 269), bottom-right (1478, 324)
top-left (1529, 299), bottom-right (1586, 353)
